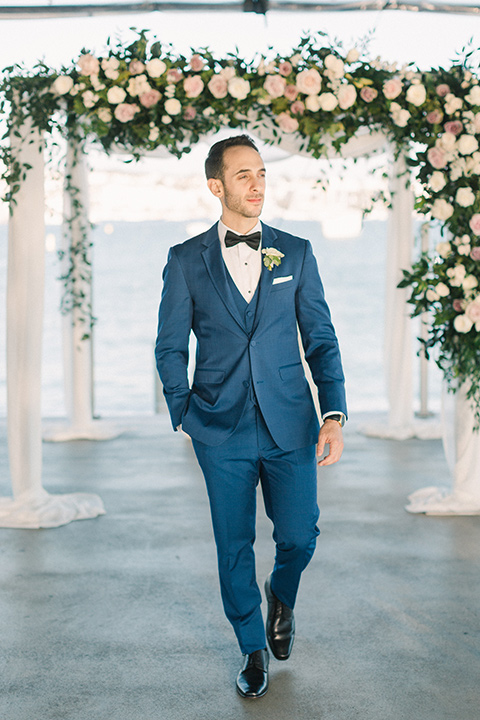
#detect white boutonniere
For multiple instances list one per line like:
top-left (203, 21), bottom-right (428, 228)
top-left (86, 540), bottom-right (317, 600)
top-left (262, 247), bottom-right (285, 271)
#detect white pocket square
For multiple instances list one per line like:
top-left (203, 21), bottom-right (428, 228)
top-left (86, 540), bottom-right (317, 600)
top-left (272, 275), bottom-right (293, 285)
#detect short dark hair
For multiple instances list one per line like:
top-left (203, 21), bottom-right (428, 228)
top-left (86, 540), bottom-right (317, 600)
top-left (205, 134), bottom-right (259, 180)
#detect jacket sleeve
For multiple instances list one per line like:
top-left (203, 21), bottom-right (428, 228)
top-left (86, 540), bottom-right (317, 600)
top-left (155, 247), bottom-right (193, 430)
top-left (295, 240), bottom-right (348, 418)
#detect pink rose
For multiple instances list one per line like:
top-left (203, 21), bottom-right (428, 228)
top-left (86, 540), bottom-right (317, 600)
top-left (290, 100), bottom-right (305, 115)
top-left (453, 299), bottom-right (465, 312)
top-left (189, 54), bottom-right (205, 72)
top-left (427, 146), bottom-right (448, 170)
top-left (436, 83), bottom-right (450, 97)
top-left (337, 84), bottom-right (357, 109)
top-left (276, 112), bottom-right (299, 133)
top-left (114, 103), bottom-right (139, 123)
top-left (208, 75), bottom-right (228, 99)
top-left (129, 59), bottom-right (145, 75)
top-left (183, 105), bottom-right (197, 120)
top-left (263, 74), bottom-right (287, 99)
top-left (360, 86), bottom-right (378, 103)
top-left (139, 89), bottom-right (162, 108)
top-left (183, 74), bottom-right (204, 98)
top-left (77, 53), bottom-right (100, 76)
top-left (469, 213), bottom-right (480, 235)
top-left (383, 77), bottom-right (403, 100)
top-left (284, 84), bottom-right (299, 101)
top-left (166, 68), bottom-right (183, 83)
top-left (470, 246), bottom-right (480, 260)
top-left (444, 120), bottom-right (463, 136)
top-left (426, 109), bottom-right (444, 124)
top-left (279, 61), bottom-right (293, 77)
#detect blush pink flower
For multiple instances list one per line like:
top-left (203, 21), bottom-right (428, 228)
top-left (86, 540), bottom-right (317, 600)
top-left (427, 146), bottom-right (448, 170)
top-left (284, 84), bottom-right (299, 101)
top-left (296, 68), bottom-right (322, 95)
top-left (436, 83), bottom-right (451, 97)
top-left (383, 77), bottom-right (403, 100)
top-left (278, 61), bottom-right (293, 77)
top-left (360, 86), bottom-right (378, 103)
top-left (129, 60), bottom-right (145, 75)
top-left (263, 74), bottom-right (287, 99)
top-left (426, 109), bottom-right (444, 124)
top-left (453, 299), bottom-right (465, 312)
top-left (114, 103), bottom-right (139, 123)
top-left (470, 246), bottom-right (480, 260)
top-left (444, 120), bottom-right (463, 136)
top-left (290, 100), bottom-right (305, 115)
top-left (183, 74), bottom-right (204, 98)
top-left (77, 53), bottom-right (100, 76)
top-left (337, 84), bottom-right (357, 109)
top-left (208, 74), bottom-right (228, 99)
top-left (189, 54), bottom-right (205, 72)
top-left (469, 213), bottom-right (480, 235)
top-left (276, 112), bottom-right (299, 133)
top-left (466, 301), bottom-right (480, 322)
top-left (184, 105), bottom-right (197, 120)
top-left (139, 89), bottom-right (162, 108)
top-left (166, 68), bottom-right (183, 83)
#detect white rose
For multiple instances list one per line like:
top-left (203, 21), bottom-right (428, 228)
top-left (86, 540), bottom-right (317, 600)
top-left (324, 54), bottom-right (344, 79)
top-left (337, 84), bottom-right (357, 110)
top-left (228, 77), bottom-right (250, 100)
top-left (318, 92), bottom-right (338, 111)
top-left (457, 134), bottom-right (479, 156)
top-left (436, 282), bottom-right (450, 297)
top-left (406, 83), bottom-right (426, 106)
top-left (52, 75), bottom-right (74, 95)
top-left (438, 132), bottom-right (457, 152)
top-left (146, 58), bottom-right (167, 78)
top-left (463, 274), bottom-right (478, 290)
top-left (444, 93), bottom-right (463, 115)
top-left (454, 314), bottom-right (474, 333)
top-left (465, 85), bottom-right (480, 106)
top-left (436, 241), bottom-right (451, 258)
top-left (426, 288), bottom-right (440, 301)
top-left (346, 48), bottom-right (360, 64)
top-left (455, 186), bottom-right (476, 207)
top-left (429, 172), bottom-right (447, 192)
top-left (305, 95), bottom-right (322, 112)
top-left (107, 86), bottom-right (127, 104)
top-left (164, 98), bottom-right (182, 115)
top-left (431, 198), bottom-right (454, 220)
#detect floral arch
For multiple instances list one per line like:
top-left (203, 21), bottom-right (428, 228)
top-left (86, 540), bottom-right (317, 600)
top-left (2, 29), bottom-right (480, 527)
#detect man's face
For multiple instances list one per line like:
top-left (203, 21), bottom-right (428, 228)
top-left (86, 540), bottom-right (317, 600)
top-left (209, 145), bottom-right (266, 227)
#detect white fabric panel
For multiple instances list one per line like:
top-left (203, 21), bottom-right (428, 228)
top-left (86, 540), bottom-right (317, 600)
top-left (406, 382), bottom-right (480, 514)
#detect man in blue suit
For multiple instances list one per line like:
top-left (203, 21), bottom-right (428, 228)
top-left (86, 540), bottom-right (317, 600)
top-left (155, 135), bottom-right (347, 698)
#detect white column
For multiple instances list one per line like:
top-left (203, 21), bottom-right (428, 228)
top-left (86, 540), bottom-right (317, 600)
top-left (406, 382), bottom-right (480, 514)
top-left (0, 118), bottom-right (105, 528)
top-left (43, 137), bottom-right (119, 441)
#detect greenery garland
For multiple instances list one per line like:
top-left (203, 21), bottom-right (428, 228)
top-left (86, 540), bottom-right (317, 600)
top-left (2, 30), bottom-right (480, 416)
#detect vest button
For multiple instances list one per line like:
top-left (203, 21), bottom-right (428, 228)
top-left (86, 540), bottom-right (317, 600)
top-left (251, 340), bottom-right (256, 347)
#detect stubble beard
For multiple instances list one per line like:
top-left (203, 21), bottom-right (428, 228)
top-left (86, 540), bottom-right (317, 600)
top-left (223, 187), bottom-right (264, 220)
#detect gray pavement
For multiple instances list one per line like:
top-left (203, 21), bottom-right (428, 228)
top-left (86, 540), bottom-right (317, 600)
top-left (0, 411), bottom-right (479, 720)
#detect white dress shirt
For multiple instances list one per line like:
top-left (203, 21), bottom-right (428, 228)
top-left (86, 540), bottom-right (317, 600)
top-left (218, 219), bottom-right (262, 303)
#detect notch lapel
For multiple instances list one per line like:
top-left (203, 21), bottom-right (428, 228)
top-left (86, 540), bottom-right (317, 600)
top-left (201, 224), bottom-right (246, 332)
top-left (252, 223), bottom-right (279, 333)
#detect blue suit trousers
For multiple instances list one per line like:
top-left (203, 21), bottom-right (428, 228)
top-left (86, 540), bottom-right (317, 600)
top-left (192, 401), bottom-right (320, 655)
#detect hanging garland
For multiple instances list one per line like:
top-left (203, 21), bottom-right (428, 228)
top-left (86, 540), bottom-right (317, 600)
top-left (2, 30), bottom-right (480, 417)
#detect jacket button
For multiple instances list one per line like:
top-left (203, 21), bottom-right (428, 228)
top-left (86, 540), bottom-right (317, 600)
top-left (243, 381), bottom-right (250, 388)
top-left (251, 340), bottom-right (256, 347)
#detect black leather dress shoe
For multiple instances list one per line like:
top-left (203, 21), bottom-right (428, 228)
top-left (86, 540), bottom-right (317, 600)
top-left (265, 573), bottom-right (295, 660)
top-left (236, 648), bottom-right (269, 698)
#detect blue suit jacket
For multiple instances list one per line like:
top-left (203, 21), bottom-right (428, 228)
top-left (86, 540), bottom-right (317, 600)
top-left (155, 222), bottom-right (347, 451)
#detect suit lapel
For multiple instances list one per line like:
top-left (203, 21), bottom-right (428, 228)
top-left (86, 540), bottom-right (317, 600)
top-left (252, 223), bottom-right (279, 333)
top-left (201, 223), bottom-right (246, 332)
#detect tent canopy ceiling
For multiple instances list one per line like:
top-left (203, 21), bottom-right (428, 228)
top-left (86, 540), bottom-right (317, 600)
top-left (1, 0), bottom-right (480, 18)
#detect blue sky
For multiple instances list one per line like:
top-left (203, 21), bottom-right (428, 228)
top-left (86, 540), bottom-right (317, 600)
top-left (0, 8), bottom-right (479, 71)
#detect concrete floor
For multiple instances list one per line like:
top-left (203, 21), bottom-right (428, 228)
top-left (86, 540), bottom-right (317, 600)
top-left (0, 411), bottom-right (479, 720)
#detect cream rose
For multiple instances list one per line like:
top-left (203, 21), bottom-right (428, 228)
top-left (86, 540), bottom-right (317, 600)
top-left (337, 84), bottom-right (357, 110)
top-left (228, 77), bottom-right (250, 100)
top-left (324, 54), bottom-right (344, 80)
top-left (183, 75), bottom-right (204, 99)
top-left (383, 77), bottom-right (403, 100)
top-left (436, 282), bottom-right (450, 297)
top-left (164, 98), bottom-right (182, 115)
top-left (429, 171), bottom-right (447, 191)
top-left (107, 86), bottom-right (127, 104)
top-left (77, 53), bottom-right (100, 76)
top-left (463, 274), bottom-right (479, 291)
top-left (456, 186), bottom-right (476, 207)
top-left (431, 198), bottom-right (454, 220)
top-left (346, 48), bottom-right (360, 64)
top-left (406, 83), bottom-right (426, 106)
top-left (263, 74), bottom-right (287, 99)
top-left (82, 90), bottom-right (99, 109)
top-left (146, 58), bottom-right (167, 78)
top-left (457, 134), bottom-right (479, 156)
top-left (436, 241), bottom-right (451, 258)
top-left (454, 314), bottom-right (474, 333)
top-left (305, 95), bottom-right (322, 112)
top-left (444, 94), bottom-right (463, 115)
top-left (318, 92), bottom-right (338, 112)
top-left (296, 68), bottom-right (322, 96)
top-left (208, 75), bottom-right (228, 99)
top-left (465, 85), bottom-right (480, 106)
top-left (52, 75), bottom-right (74, 95)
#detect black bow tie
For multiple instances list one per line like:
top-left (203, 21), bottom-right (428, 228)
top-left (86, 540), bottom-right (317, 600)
top-left (224, 230), bottom-right (261, 251)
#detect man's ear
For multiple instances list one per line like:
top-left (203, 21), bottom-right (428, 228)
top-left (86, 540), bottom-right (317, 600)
top-left (207, 177), bottom-right (224, 199)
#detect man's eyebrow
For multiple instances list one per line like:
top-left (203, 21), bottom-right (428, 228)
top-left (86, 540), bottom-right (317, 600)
top-left (234, 167), bottom-right (266, 175)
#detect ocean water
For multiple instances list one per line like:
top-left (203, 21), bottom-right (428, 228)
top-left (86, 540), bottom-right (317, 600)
top-left (0, 219), bottom-right (441, 418)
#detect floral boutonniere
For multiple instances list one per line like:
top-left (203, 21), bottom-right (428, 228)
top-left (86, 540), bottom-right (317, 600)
top-left (262, 247), bottom-right (285, 271)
